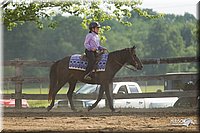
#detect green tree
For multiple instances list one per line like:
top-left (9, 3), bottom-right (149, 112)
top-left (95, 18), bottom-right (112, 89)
top-left (2, 0), bottom-right (162, 42)
top-left (144, 19), bottom-right (188, 74)
top-left (3, 15), bottom-right (87, 61)
top-left (3, 22), bottom-right (39, 60)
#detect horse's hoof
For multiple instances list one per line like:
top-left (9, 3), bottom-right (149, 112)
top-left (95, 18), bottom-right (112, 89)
top-left (77, 109), bottom-right (83, 113)
top-left (72, 109), bottom-right (78, 112)
top-left (111, 109), bottom-right (120, 113)
top-left (115, 110), bottom-right (121, 113)
top-left (88, 106), bottom-right (93, 112)
top-left (47, 106), bottom-right (52, 112)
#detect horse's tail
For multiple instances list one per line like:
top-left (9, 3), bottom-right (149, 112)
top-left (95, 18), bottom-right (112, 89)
top-left (48, 60), bottom-right (59, 101)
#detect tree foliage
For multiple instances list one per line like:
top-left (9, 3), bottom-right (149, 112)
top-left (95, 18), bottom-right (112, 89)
top-left (2, 0), bottom-right (162, 42)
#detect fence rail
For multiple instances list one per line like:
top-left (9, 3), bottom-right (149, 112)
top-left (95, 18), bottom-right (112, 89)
top-left (3, 91), bottom-right (197, 100)
top-left (3, 73), bottom-right (198, 83)
top-left (2, 56), bottom-right (198, 108)
top-left (4, 56), bottom-right (198, 67)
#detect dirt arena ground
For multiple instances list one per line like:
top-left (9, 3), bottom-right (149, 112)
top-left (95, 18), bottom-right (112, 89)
top-left (2, 108), bottom-right (199, 133)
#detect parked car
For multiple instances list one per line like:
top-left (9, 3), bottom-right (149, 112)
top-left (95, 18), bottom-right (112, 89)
top-left (0, 99), bottom-right (29, 108)
top-left (54, 82), bottom-right (179, 109)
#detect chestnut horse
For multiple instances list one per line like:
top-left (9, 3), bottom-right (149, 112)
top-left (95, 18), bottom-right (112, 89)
top-left (47, 46), bottom-right (143, 112)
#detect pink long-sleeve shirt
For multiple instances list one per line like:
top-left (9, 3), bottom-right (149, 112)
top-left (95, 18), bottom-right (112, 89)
top-left (84, 32), bottom-right (104, 51)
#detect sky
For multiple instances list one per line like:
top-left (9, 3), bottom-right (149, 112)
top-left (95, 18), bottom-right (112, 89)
top-left (139, 0), bottom-right (199, 18)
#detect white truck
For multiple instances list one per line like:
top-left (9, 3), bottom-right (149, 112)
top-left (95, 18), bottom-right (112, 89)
top-left (55, 82), bottom-right (179, 109)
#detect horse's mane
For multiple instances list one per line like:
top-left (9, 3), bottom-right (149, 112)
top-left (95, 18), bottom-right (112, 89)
top-left (110, 48), bottom-right (128, 54)
top-left (109, 48), bottom-right (128, 56)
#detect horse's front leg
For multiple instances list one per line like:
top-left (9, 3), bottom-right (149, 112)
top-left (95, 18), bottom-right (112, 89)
top-left (88, 85), bottom-right (105, 111)
top-left (67, 80), bottom-right (77, 112)
top-left (104, 83), bottom-right (115, 112)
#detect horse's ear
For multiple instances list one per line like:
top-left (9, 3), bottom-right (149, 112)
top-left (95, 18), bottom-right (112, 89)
top-left (132, 46), bottom-right (136, 49)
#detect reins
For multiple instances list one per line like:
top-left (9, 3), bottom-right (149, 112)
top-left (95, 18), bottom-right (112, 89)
top-left (114, 59), bottom-right (137, 71)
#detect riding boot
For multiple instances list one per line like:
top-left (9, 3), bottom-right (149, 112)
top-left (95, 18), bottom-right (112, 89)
top-left (84, 49), bottom-right (96, 80)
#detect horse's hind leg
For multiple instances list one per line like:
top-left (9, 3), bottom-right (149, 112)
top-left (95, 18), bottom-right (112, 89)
top-left (67, 80), bottom-right (77, 111)
top-left (88, 85), bottom-right (105, 111)
top-left (47, 80), bottom-right (68, 111)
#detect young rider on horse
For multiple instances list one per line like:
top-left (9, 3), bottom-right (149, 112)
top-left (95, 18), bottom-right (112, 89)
top-left (84, 21), bottom-right (107, 80)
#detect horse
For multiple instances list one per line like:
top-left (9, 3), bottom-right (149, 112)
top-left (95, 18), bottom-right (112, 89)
top-left (47, 46), bottom-right (143, 112)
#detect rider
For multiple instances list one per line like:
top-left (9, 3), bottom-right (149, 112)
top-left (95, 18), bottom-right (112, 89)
top-left (83, 21), bottom-right (107, 80)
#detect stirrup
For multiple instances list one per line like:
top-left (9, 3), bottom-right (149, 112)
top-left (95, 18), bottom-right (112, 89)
top-left (84, 73), bottom-right (92, 80)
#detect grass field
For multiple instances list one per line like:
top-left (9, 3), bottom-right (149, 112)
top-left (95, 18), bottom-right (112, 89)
top-left (2, 85), bottom-right (164, 107)
top-left (140, 85), bottom-right (164, 93)
top-left (3, 85), bottom-right (164, 94)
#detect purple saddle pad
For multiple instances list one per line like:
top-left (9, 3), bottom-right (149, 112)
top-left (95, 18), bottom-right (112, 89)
top-left (69, 54), bottom-right (108, 71)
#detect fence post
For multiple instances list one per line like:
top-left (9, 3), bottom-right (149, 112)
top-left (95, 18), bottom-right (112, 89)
top-left (15, 58), bottom-right (23, 108)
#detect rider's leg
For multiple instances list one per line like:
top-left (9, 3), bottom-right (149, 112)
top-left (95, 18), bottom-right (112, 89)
top-left (84, 49), bottom-right (96, 80)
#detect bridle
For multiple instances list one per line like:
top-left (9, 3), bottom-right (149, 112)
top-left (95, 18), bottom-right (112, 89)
top-left (112, 48), bottom-right (138, 71)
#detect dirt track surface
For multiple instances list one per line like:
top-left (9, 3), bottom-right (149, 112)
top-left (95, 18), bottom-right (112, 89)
top-left (2, 108), bottom-right (199, 133)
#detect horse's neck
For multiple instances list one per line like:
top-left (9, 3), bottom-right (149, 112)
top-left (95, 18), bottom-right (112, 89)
top-left (108, 50), bottom-right (127, 75)
top-left (111, 50), bottom-right (127, 65)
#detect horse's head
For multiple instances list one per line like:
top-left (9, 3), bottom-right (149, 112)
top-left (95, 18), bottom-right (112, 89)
top-left (126, 46), bottom-right (143, 70)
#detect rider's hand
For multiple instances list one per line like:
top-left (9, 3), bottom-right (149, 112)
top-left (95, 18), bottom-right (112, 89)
top-left (91, 48), bottom-right (97, 51)
top-left (103, 48), bottom-right (108, 53)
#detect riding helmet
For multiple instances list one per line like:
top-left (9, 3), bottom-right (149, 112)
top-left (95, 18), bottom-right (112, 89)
top-left (89, 21), bottom-right (101, 31)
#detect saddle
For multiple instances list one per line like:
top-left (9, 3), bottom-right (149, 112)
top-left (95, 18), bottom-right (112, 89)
top-left (79, 54), bottom-right (87, 61)
top-left (69, 51), bottom-right (108, 72)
